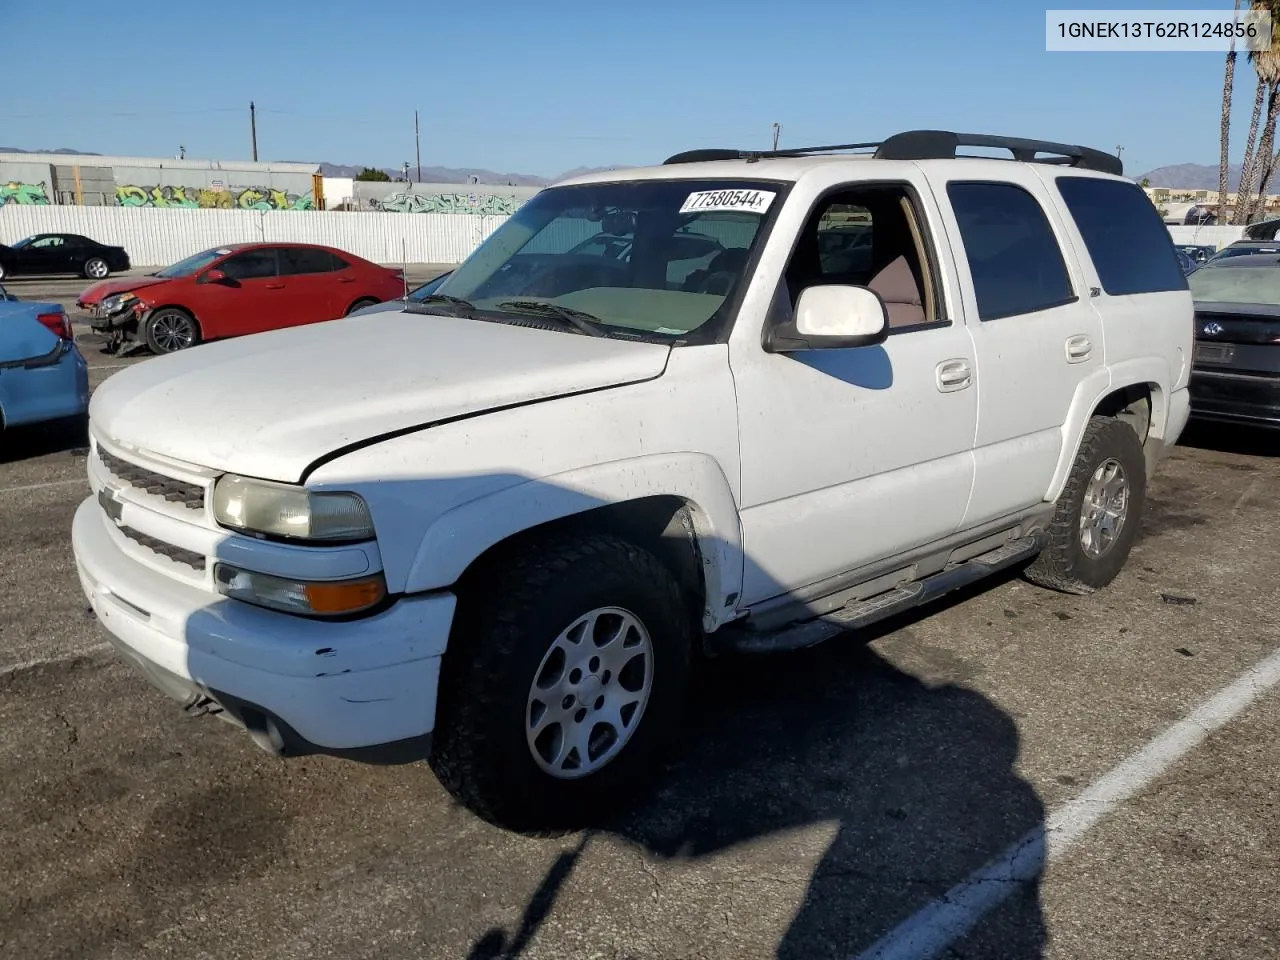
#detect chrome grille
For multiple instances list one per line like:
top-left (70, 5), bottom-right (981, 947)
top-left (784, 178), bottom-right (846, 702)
top-left (117, 525), bottom-right (206, 571)
top-left (97, 448), bottom-right (204, 510)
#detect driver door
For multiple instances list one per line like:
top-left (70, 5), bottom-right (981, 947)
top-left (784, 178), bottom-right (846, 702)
top-left (195, 248), bottom-right (286, 337)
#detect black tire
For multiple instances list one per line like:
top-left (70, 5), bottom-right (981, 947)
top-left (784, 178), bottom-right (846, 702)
top-left (144, 308), bottom-right (202, 354)
top-left (1024, 415), bottom-right (1147, 595)
top-left (429, 533), bottom-right (694, 833)
top-left (344, 297), bottom-right (379, 316)
top-left (83, 257), bottom-right (110, 280)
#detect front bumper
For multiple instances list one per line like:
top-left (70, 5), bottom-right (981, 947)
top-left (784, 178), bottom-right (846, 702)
top-left (1189, 370), bottom-right (1280, 429)
top-left (72, 496), bottom-right (455, 759)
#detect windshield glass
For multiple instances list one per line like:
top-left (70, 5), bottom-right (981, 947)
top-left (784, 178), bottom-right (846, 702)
top-left (407, 272), bottom-right (452, 301)
top-left (10, 237), bottom-right (34, 249)
top-left (439, 179), bottom-right (784, 339)
top-left (155, 247), bottom-right (230, 279)
top-left (1188, 262), bottom-right (1280, 305)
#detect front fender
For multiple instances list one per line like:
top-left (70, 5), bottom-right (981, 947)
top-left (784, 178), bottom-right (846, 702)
top-left (404, 452), bottom-right (745, 631)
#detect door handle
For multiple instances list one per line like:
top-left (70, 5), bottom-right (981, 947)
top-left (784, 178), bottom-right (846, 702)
top-left (936, 358), bottom-right (972, 392)
top-left (1065, 334), bottom-right (1093, 362)
top-left (337, 276), bottom-right (356, 283)
top-left (265, 282), bottom-right (285, 289)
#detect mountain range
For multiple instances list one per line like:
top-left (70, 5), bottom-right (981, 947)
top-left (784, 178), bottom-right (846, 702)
top-left (0, 145), bottom-right (1249, 191)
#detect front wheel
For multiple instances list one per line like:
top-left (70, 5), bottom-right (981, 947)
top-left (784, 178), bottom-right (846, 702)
top-left (430, 534), bottom-right (694, 832)
top-left (84, 257), bottom-right (110, 280)
top-left (144, 308), bottom-right (202, 354)
top-left (1024, 415), bottom-right (1147, 595)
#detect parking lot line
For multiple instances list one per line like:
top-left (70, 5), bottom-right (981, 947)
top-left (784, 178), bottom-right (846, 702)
top-left (854, 642), bottom-right (1280, 960)
top-left (0, 478), bottom-right (86, 495)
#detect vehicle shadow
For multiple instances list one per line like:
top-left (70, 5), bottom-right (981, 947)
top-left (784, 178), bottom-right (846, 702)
top-left (0, 414), bottom-right (88, 465)
top-left (467, 572), bottom-right (1046, 960)
top-left (147, 467), bottom-right (1044, 959)
top-left (1176, 420), bottom-right (1277, 458)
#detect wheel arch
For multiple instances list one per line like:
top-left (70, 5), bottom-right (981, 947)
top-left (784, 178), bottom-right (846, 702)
top-left (1046, 365), bottom-right (1167, 502)
top-left (405, 454), bottom-right (745, 634)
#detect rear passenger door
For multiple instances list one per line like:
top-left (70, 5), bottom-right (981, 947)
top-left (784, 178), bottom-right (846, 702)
top-left (277, 247), bottom-right (345, 323)
top-left (931, 171), bottom-right (1106, 529)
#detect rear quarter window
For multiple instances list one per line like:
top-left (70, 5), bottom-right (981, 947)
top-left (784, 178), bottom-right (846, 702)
top-left (1054, 176), bottom-right (1188, 296)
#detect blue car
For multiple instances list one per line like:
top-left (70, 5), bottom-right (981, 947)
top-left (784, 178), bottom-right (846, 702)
top-left (0, 283), bottom-right (89, 432)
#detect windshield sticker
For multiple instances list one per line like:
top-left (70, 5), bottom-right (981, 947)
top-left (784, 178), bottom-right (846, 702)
top-left (679, 189), bottom-right (776, 215)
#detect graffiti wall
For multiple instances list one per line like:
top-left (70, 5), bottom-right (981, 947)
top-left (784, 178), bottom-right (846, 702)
top-left (374, 191), bottom-right (524, 215)
top-left (114, 184), bottom-right (313, 210)
top-left (1, 181), bottom-right (52, 205)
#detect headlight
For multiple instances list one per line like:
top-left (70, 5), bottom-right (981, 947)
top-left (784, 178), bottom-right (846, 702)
top-left (213, 563), bottom-right (386, 617)
top-left (212, 475), bottom-right (375, 542)
top-left (101, 292), bottom-right (137, 313)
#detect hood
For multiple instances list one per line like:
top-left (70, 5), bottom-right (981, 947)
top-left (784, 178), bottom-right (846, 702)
top-left (90, 311), bottom-right (671, 483)
top-left (78, 275), bottom-right (170, 305)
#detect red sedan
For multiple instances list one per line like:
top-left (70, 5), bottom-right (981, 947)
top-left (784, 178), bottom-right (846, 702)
top-left (77, 242), bottom-right (405, 354)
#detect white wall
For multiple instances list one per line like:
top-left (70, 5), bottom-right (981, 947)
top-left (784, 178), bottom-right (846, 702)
top-left (0, 204), bottom-right (506, 266)
top-left (1167, 225), bottom-right (1246, 249)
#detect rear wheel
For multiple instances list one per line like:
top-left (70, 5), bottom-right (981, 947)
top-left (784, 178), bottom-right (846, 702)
top-left (1024, 415), bottom-right (1147, 595)
top-left (83, 257), bottom-right (110, 280)
top-left (144, 308), bottom-right (202, 354)
top-left (429, 533), bottom-right (694, 832)
top-left (344, 297), bottom-right (379, 316)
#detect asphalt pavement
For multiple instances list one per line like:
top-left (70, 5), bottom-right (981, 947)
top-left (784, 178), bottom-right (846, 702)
top-left (0, 274), bottom-right (1277, 959)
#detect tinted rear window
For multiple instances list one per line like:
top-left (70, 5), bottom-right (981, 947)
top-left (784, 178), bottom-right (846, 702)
top-left (1055, 176), bottom-right (1187, 296)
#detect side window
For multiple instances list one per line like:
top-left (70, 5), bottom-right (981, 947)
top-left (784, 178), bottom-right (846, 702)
top-left (327, 251), bottom-right (351, 271)
top-left (1055, 176), bottom-right (1187, 295)
top-left (946, 182), bottom-right (1075, 321)
top-left (220, 249), bottom-right (278, 280)
top-left (31, 236), bottom-right (63, 249)
top-left (279, 247), bottom-right (338, 275)
top-left (781, 186), bottom-right (941, 331)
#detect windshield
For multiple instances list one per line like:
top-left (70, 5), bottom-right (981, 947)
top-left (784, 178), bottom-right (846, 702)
top-left (407, 272), bottom-right (453, 301)
top-left (10, 237), bottom-right (34, 249)
top-left (439, 179), bottom-right (784, 340)
top-left (154, 247), bottom-right (230, 279)
top-left (1188, 262), bottom-right (1280, 305)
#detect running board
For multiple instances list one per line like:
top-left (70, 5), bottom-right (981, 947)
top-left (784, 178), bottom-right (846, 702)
top-left (714, 532), bottom-right (1046, 655)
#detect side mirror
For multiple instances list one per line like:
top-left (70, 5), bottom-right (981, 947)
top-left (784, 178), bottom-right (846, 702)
top-left (765, 285), bottom-right (889, 352)
top-left (201, 268), bottom-right (228, 284)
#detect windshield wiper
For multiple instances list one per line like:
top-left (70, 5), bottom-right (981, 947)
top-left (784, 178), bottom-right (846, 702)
top-left (495, 299), bottom-right (608, 337)
top-left (404, 293), bottom-right (477, 317)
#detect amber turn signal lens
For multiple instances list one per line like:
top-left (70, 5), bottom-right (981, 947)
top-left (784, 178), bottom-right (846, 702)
top-left (304, 577), bottom-right (386, 614)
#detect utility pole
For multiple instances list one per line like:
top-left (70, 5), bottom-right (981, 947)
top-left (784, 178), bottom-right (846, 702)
top-left (250, 101), bottom-right (258, 162)
top-left (415, 109), bottom-right (421, 183)
top-left (772, 122), bottom-right (781, 151)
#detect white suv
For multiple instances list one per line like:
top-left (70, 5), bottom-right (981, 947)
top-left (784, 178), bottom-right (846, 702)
top-left (71, 131), bottom-right (1193, 831)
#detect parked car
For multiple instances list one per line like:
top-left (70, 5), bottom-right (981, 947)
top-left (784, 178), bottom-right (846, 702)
top-left (0, 284), bottom-right (89, 432)
top-left (77, 242), bottom-right (405, 355)
top-left (348, 271), bottom-right (454, 318)
top-left (1175, 243), bottom-right (1215, 265)
top-left (0, 233), bottom-right (131, 281)
top-left (1206, 240), bottom-right (1280, 262)
top-left (1175, 248), bottom-right (1199, 275)
top-left (72, 130), bottom-right (1191, 832)
top-left (1186, 252), bottom-right (1280, 429)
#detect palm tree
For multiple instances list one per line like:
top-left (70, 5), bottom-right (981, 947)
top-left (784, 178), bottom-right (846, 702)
top-left (1221, 0), bottom-right (1243, 221)
top-left (1235, 1), bottom-right (1280, 223)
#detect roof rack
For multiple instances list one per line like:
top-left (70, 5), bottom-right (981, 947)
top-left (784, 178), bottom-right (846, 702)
top-left (662, 130), bottom-right (1123, 176)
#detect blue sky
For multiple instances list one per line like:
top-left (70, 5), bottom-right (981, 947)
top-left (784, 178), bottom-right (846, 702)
top-left (0, 0), bottom-right (1269, 178)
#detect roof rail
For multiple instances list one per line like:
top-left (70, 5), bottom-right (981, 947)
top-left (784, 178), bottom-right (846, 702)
top-left (662, 130), bottom-right (1123, 176)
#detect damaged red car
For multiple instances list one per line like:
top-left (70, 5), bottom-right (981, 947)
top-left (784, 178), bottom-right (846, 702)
top-left (77, 242), bottom-right (405, 354)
